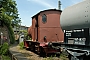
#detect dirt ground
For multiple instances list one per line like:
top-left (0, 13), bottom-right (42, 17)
top-left (17, 46), bottom-right (69, 60)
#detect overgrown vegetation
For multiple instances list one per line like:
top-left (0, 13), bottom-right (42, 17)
top-left (44, 53), bottom-right (68, 60)
top-left (0, 42), bottom-right (10, 60)
top-left (19, 42), bottom-right (24, 49)
top-left (45, 56), bottom-right (54, 60)
top-left (0, 0), bottom-right (21, 44)
top-left (0, 42), bottom-right (9, 55)
top-left (60, 53), bottom-right (68, 60)
top-left (2, 55), bottom-right (11, 60)
top-left (7, 25), bottom-right (15, 44)
top-left (18, 30), bottom-right (31, 40)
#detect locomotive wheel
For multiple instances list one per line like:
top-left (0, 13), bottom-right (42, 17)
top-left (36, 46), bottom-right (40, 54)
top-left (39, 47), bottom-right (46, 57)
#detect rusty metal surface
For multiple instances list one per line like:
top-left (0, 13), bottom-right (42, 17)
top-left (28, 9), bottom-right (64, 43)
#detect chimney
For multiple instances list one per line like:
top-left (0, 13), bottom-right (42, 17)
top-left (58, 0), bottom-right (61, 10)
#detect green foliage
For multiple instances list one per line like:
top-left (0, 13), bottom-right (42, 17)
top-left (0, 0), bottom-right (21, 44)
top-left (47, 56), bottom-right (54, 60)
top-left (0, 42), bottom-right (9, 55)
top-left (8, 25), bottom-right (15, 44)
top-left (44, 53), bottom-right (68, 60)
top-left (19, 42), bottom-right (24, 49)
top-left (0, 0), bottom-right (21, 22)
top-left (27, 35), bottom-right (31, 40)
top-left (44, 56), bottom-right (54, 60)
top-left (59, 52), bottom-right (68, 60)
top-left (2, 55), bottom-right (11, 60)
top-left (20, 30), bottom-right (28, 36)
top-left (19, 30), bottom-right (28, 39)
top-left (0, 0), bottom-right (21, 24)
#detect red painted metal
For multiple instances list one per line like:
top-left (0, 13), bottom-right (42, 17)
top-left (25, 9), bottom-right (64, 54)
top-left (24, 40), bottom-right (29, 48)
top-left (28, 9), bottom-right (64, 43)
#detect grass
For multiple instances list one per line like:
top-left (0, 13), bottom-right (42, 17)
top-left (43, 53), bottom-right (68, 60)
top-left (2, 55), bottom-right (11, 60)
top-left (60, 53), bottom-right (68, 60)
top-left (46, 56), bottom-right (54, 60)
top-left (19, 42), bottom-right (24, 49)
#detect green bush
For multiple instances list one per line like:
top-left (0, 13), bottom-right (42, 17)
top-left (47, 56), bottom-right (54, 60)
top-left (7, 25), bottom-right (15, 44)
top-left (19, 42), bottom-right (24, 49)
top-left (4, 22), bottom-right (15, 44)
top-left (2, 55), bottom-right (11, 60)
top-left (0, 42), bottom-right (9, 55)
top-left (59, 52), bottom-right (68, 60)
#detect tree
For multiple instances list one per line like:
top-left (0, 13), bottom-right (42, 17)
top-left (0, 0), bottom-right (21, 43)
top-left (19, 30), bottom-right (28, 38)
top-left (1, 0), bottom-right (21, 25)
top-left (0, 2), bottom-right (2, 20)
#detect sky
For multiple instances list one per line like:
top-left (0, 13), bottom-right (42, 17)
top-left (16, 0), bottom-right (83, 27)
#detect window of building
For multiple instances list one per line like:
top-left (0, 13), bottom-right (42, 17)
top-left (42, 14), bottom-right (47, 23)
